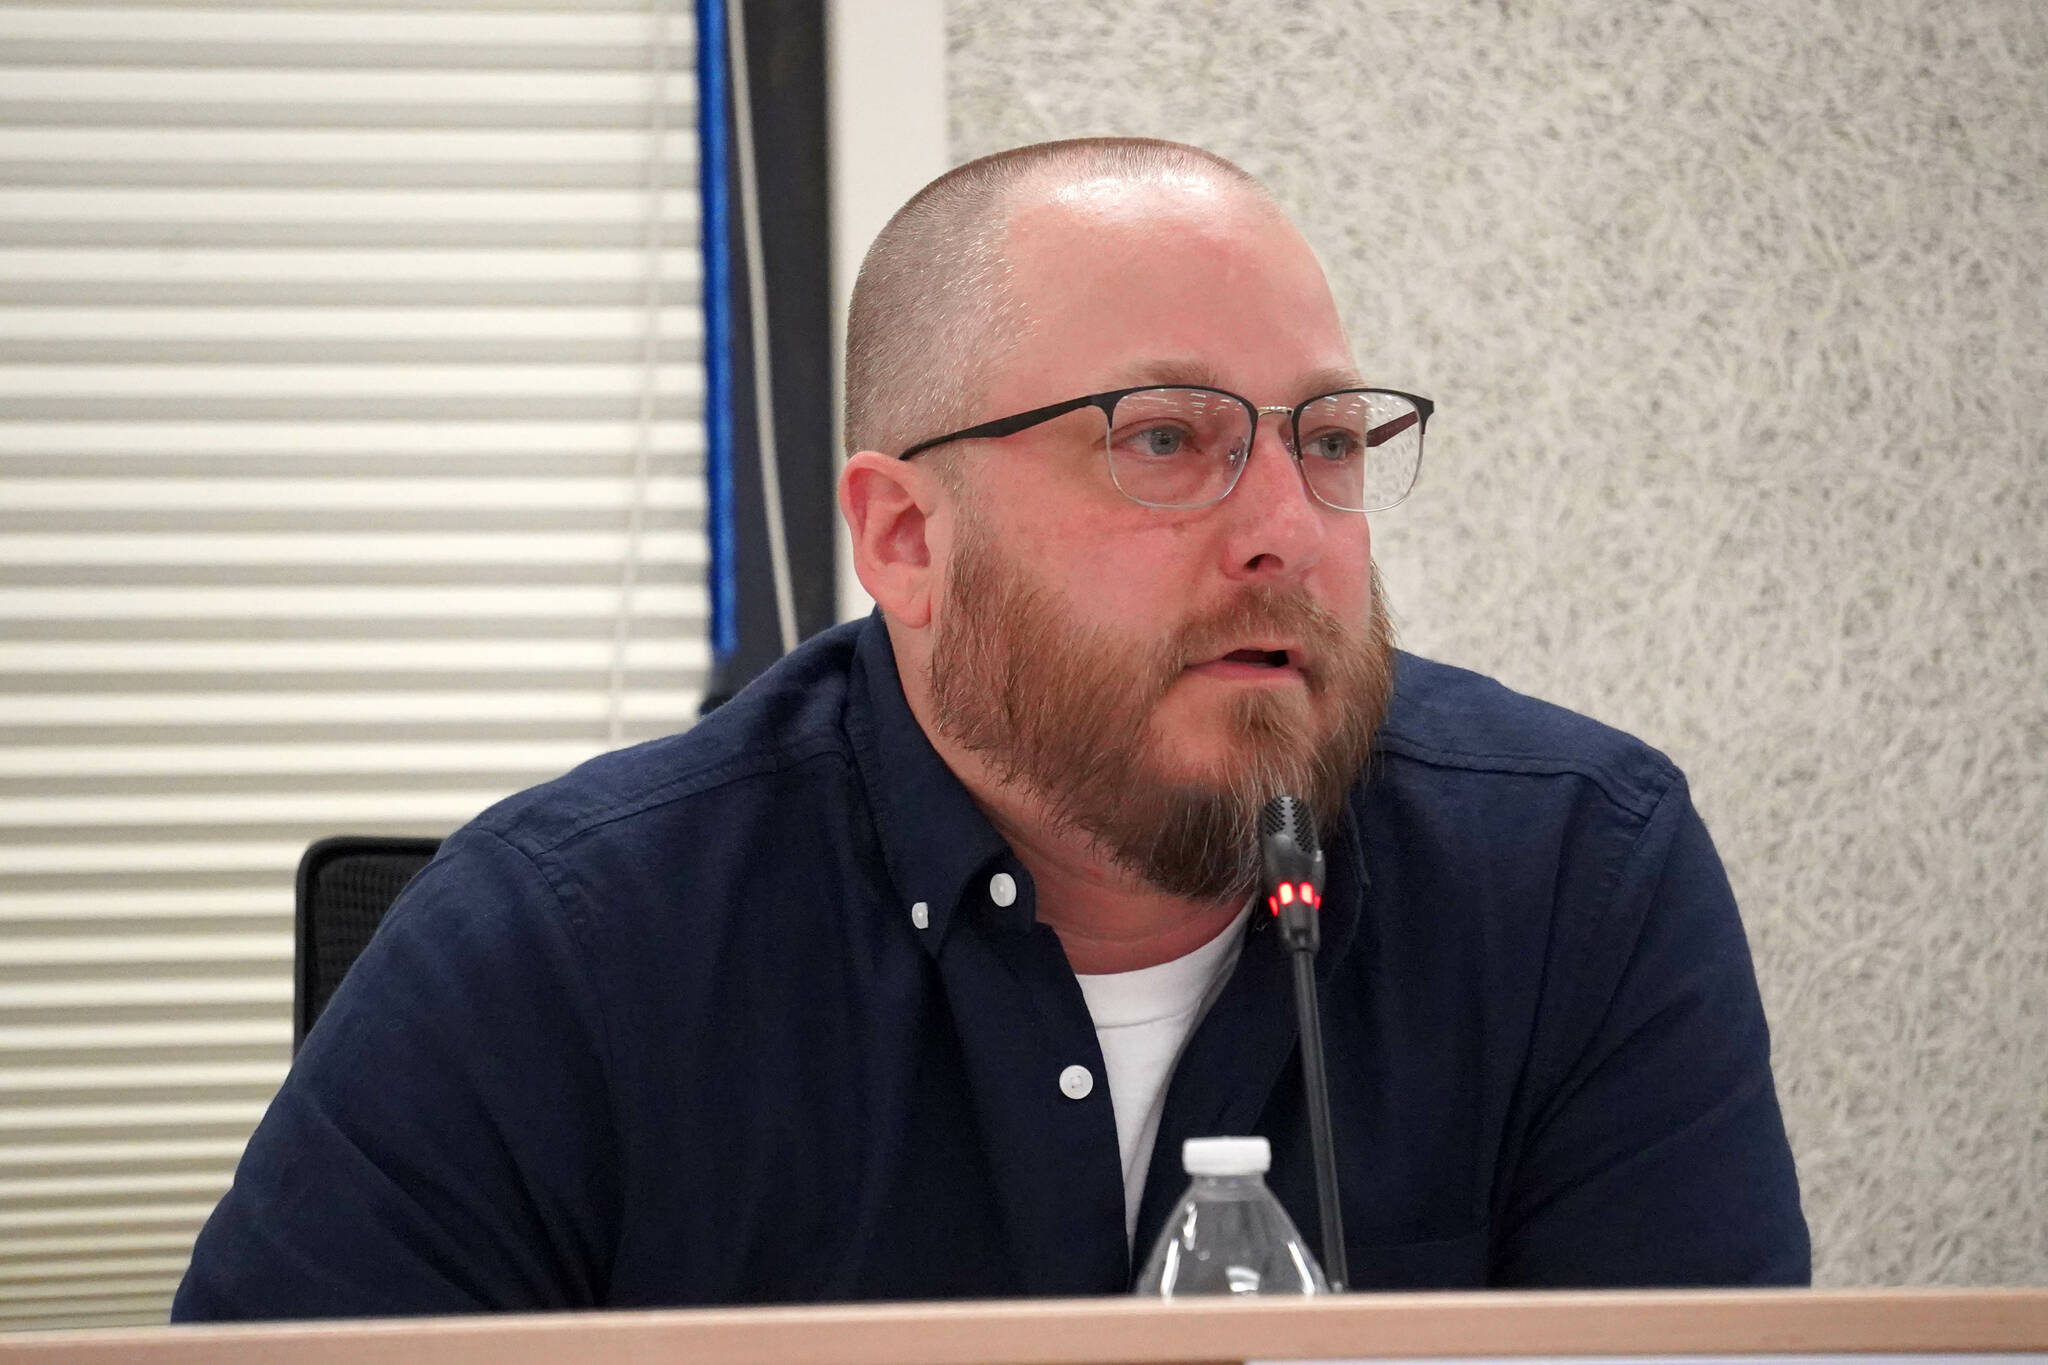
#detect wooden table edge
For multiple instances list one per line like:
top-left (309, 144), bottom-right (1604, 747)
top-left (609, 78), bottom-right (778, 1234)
top-left (7, 1287), bottom-right (2047, 1364)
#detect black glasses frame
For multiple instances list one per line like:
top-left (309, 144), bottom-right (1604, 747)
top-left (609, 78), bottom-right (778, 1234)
top-left (896, 384), bottom-right (1434, 511)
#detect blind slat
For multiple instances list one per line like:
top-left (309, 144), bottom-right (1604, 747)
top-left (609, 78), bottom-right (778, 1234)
top-left (0, 68), bottom-right (694, 105)
top-left (0, 418), bottom-right (706, 457)
top-left (3, 690), bottom-right (702, 725)
top-left (0, 246), bottom-right (702, 283)
top-left (2, 477), bottom-right (705, 512)
top-left (0, 1026), bottom-right (288, 1052)
top-left (0, 128), bottom-right (697, 159)
top-left (0, 890), bottom-right (290, 919)
top-left (0, 790), bottom-right (546, 825)
top-left (0, 530), bottom-right (704, 564)
top-left (0, 933), bottom-right (291, 964)
top-left (0, 8), bottom-right (692, 45)
top-left (0, 1254), bottom-right (197, 1279)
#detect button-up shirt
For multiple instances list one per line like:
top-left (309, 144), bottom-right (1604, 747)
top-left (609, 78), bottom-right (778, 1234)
top-left (175, 614), bottom-right (1809, 1320)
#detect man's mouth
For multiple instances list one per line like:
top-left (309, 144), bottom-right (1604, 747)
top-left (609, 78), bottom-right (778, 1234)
top-left (1184, 646), bottom-right (1307, 684)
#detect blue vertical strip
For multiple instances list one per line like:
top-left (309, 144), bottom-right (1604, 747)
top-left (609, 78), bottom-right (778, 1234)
top-left (696, 0), bottom-right (737, 659)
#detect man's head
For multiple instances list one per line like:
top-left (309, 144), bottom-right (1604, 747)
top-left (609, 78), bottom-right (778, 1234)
top-left (843, 139), bottom-right (1265, 464)
top-left (840, 138), bottom-right (1398, 904)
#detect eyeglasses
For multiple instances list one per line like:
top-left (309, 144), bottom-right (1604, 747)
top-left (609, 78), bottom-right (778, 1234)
top-left (898, 385), bottom-right (1433, 512)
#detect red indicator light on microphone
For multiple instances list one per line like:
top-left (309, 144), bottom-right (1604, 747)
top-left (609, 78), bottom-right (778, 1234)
top-left (1297, 882), bottom-right (1319, 908)
top-left (1278, 883), bottom-right (1295, 906)
top-left (1267, 896), bottom-right (1280, 915)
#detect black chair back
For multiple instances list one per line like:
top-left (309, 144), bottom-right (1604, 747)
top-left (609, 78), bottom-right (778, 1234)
top-left (294, 836), bottom-right (441, 1053)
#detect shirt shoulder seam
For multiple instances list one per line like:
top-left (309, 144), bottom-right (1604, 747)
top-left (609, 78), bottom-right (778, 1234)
top-left (1373, 728), bottom-right (1674, 822)
top-left (491, 737), bottom-right (857, 862)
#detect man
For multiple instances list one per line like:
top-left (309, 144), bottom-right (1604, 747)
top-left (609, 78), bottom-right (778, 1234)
top-left (176, 138), bottom-right (1807, 1319)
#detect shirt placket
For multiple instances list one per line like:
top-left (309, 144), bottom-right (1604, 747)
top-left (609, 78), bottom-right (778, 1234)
top-left (930, 857), bottom-right (1129, 1294)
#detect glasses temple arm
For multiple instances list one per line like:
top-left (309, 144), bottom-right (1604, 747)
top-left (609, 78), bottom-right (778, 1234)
top-left (899, 394), bottom-right (1105, 460)
top-left (1364, 409), bottom-right (1420, 449)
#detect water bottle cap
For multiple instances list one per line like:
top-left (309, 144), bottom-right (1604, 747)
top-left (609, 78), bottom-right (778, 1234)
top-left (1182, 1136), bottom-right (1271, 1176)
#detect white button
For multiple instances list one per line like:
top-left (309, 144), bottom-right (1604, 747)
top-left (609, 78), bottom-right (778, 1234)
top-left (988, 872), bottom-right (1017, 907)
top-left (1059, 1064), bottom-right (1094, 1100)
top-left (910, 901), bottom-right (929, 930)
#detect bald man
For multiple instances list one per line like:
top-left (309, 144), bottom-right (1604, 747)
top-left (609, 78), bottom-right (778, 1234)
top-left (176, 139), bottom-right (1807, 1320)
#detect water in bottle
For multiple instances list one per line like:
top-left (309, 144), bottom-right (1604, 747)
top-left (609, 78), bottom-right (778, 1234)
top-left (1134, 1136), bottom-right (1329, 1297)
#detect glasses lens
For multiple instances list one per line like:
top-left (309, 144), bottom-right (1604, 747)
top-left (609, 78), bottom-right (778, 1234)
top-left (1296, 391), bottom-right (1424, 511)
top-left (1105, 388), bottom-right (1252, 508)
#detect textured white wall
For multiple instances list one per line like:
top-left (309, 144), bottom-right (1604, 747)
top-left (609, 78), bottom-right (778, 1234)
top-left (947, 0), bottom-right (2047, 1287)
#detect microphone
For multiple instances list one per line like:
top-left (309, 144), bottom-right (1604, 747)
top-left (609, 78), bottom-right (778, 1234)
top-left (1259, 795), bottom-right (1348, 1291)
top-left (1260, 795), bottom-right (1326, 956)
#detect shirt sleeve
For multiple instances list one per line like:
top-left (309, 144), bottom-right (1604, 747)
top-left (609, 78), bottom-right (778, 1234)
top-left (173, 826), bottom-right (619, 1320)
top-left (1491, 774), bottom-right (1812, 1286)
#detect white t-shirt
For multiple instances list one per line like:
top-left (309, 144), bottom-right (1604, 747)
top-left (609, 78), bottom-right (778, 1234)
top-left (1074, 903), bottom-right (1251, 1249)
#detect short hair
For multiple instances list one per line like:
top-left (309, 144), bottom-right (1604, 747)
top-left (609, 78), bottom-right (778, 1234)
top-left (842, 137), bottom-right (1269, 461)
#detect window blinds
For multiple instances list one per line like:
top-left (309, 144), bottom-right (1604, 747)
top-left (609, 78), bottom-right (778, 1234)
top-left (0, 2), bottom-right (704, 1330)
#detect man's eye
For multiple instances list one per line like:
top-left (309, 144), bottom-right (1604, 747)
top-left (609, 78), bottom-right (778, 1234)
top-left (1304, 430), bottom-right (1362, 462)
top-left (1126, 424), bottom-right (1190, 457)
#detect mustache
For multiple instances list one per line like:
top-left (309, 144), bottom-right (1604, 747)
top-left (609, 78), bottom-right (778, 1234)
top-left (1162, 587), bottom-right (1351, 682)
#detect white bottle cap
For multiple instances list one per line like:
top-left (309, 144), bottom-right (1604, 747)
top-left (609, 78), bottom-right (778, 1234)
top-left (1182, 1136), bottom-right (1271, 1176)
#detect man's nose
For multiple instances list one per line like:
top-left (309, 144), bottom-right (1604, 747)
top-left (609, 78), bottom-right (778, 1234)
top-left (1222, 411), bottom-right (1323, 580)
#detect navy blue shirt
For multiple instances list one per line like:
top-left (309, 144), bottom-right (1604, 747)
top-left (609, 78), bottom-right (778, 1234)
top-left (176, 615), bottom-right (1808, 1319)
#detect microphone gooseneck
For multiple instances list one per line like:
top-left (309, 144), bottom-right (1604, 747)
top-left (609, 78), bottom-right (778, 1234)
top-left (1259, 795), bottom-right (1348, 1292)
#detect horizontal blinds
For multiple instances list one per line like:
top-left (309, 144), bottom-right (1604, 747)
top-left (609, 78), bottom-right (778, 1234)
top-left (0, 1), bottom-right (703, 1331)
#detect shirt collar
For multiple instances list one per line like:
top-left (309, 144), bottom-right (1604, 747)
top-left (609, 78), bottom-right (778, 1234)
top-left (845, 613), bottom-right (1022, 957)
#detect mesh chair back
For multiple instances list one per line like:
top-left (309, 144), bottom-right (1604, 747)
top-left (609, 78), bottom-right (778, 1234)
top-left (294, 835), bottom-right (441, 1052)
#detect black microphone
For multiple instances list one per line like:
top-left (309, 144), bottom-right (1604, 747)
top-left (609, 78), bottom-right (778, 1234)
top-left (1259, 795), bottom-right (1326, 955)
top-left (1259, 795), bottom-right (1348, 1291)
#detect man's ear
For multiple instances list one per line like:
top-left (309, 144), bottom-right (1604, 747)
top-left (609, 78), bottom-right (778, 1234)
top-left (840, 451), bottom-right (946, 630)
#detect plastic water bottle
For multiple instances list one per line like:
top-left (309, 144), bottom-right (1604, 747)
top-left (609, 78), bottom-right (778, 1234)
top-left (1134, 1136), bottom-right (1329, 1297)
